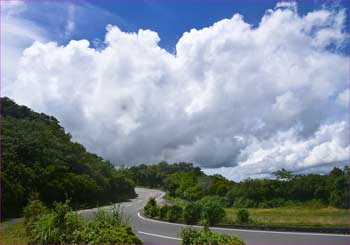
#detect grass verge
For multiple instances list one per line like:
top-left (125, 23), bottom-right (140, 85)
top-left (225, 207), bottom-right (350, 227)
top-left (0, 221), bottom-right (29, 244)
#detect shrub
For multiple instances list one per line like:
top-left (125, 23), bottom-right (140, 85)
top-left (73, 224), bottom-right (142, 244)
top-left (200, 199), bottom-right (225, 225)
top-left (144, 197), bottom-right (159, 218)
top-left (235, 208), bottom-right (250, 224)
top-left (183, 202), bottom-right (201, 224)
top-left (23, 195), bottom-right (48, 235)
top-left (94, 205), bottom-right (127, 226)
top-left (167, 205), bottom-right (183, 222)
top-left (159, 205), bottom-right (169, 220)
top-left (27, 201), bottom-right (142, 244)
top-left (73, 207), bottom-right (141, 244)
top-left (28, 201), bottom-right (83, 244)
top-left (179, 227), bottom-right (245, 245)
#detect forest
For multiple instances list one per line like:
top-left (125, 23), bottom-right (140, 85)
top-left (1, 97), bottom-right (136, 220)
top-left (121, 162), bottom-right (350, 209)
top-left (2, 96), bottom-right (349, 222)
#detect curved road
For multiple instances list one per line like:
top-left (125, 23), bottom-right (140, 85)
top-left (80, 188), bottom-right (350, 244)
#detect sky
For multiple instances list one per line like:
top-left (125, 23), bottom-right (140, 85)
top-left (1, 0), bottom-right (349, 181)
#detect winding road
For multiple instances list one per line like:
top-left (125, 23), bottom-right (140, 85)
top-left (80, 188), bottom-right (350, 244)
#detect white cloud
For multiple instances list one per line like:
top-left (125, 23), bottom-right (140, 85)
top-left (4, 2), bottom-right (349, 180)
top-left (1, 1), bottom-right (47, 92)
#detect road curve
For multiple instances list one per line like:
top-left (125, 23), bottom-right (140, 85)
top-left (80, 188), bottom-right (350, 244)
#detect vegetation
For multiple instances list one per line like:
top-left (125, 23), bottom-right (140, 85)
top-left (23, 198), bottom-right (142, 244)
top-left (0, 222), bottom-right (29, 245)
top-left (183, 202), bottom-right (201, 224)
top-left (144, 197), bottom-right (159, 218)
top-left (235, 208), bottom-right (251, 224)
top-left (179, 225), bottom-right (245, 245)
top-left (225, 207), bottom-right (350, 227)
top-left (123, 162), bottom-right (350, 210)
top-left (144, 198), bottom-right (225, 226)
top-left (1, 97), bottom-right (136, 220)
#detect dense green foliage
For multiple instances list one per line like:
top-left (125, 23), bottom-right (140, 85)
top-left (144, 200), bottom-right (225, 225)
top-left (167, 204), bottom-right (183, 222)
top-left (235, 208), bottom-right (251, 224)
top-left (24, 198), bottom-right (142, 244)
top-left (179, 226), bottom-right (245, 245)
top-left (124, 162), bottom-right (350, 209)
top-left (1, 97), bottom-right (136, 219)
top-left (199, 197), bottom-right (226, 225)
top-left (183, 202), bottom-right (201, 224)
top-left (144, 197), bottom-right (159, 218)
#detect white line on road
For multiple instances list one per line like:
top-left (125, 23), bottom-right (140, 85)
top-left (138, 231), bottom-right (182, 240)
top-left (137, 212), bottom-right (350, 237)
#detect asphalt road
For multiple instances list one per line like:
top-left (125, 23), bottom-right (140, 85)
top-left (80, 188), bottom-right (350, 244)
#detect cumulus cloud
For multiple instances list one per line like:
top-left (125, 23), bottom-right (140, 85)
top-left (5, 2), bottom-right (349, 180)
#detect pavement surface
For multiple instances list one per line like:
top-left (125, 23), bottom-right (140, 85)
top-left (79, 188), bottom-right (350, 244)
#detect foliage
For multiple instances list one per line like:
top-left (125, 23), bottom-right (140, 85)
top-left (200, 197), bottom-right (225, 225)
top-left (122, 160), bottom-right (350, 210)
top-left (159, 205), bottom-right (169, 220)
top-left (235, 208), bottom-right (251, 224)
top-left (179, 226), bottom-right (245, 245)
top-left (24, 199), bottom-right (142, 244)
top-left (73, 208), bottom-right (142, 244)
top-left (183, 202), bottom-right (201, 224)
top-left (167, 205), bottom-right (183, 222)
top-left (28, 201), bottom-right (84, 244)
top-left (1, 97), bottom-right (136, 220)
top-left (144, 197), bottom-right (159, 218)
top-left (23, 194), bottom-right (49, 235)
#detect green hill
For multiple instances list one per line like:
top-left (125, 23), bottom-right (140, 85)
top-left (1, 97), bottom-right (135, 219)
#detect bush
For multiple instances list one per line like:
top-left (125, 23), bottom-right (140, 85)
top-left (179, 227), bottom-right (245, 245)
top-left (27, 200), bottom-right (142, 244)
top-left (183, 202), bottom-right (201, 224)
top-left (235, 208), bottom-right (250, 224)
top-left (159, 205), bottom-right (169, 220)
top-left (28, 201), bottom-right (84, 244)
top-left (144, 197), bottom-right (159, 218)
top-left (200, 199), bottom-right (225, 225)
top-left (23, 195), bottom-right (48, 235)
top-left (167, 205), bottom-right (183, 222)
top-left (73, 224), bottom-right (142, 244)
top-left (73, 208), bottom-right (141, 244)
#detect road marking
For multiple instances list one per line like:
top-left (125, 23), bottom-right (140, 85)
top-left (138, 231), bottom-right (182, 240)
top-left (137, 212), bottom-right (350, 237)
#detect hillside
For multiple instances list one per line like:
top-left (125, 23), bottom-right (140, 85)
top-left (1, 97), bottom-right (135, 219)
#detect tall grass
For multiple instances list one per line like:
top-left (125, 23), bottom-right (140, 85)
top-left (225, 207), bottom-right (350, 227)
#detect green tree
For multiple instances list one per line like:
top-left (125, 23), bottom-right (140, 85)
top-left (183, 202), bottom-right (201, 224)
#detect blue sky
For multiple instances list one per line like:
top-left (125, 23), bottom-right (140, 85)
top-left (2, 0), bottom-right (349, 180)
top-left (16, 0), bottom-right (349, 52)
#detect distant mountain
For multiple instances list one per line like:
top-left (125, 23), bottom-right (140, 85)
top-left (1, 97), bottom-right (135, 219)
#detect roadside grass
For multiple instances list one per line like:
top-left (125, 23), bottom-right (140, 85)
top-left (225, 207), bottom-right (350, 227)
top-left (0, 221), bottom-right (28, 244)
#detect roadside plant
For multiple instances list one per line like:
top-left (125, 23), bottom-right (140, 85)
top-left (183, 202), bottom-right (201, 224)
top-left (144, 197), bottom-right (159, 218)
top-left (23, 194), bottom-right (48, 235)
top-left (159, 205), bottom-right (169, 220)
top-left (179, 226), bottom-right (245, 245)
top-left (200, 199), bottom-right (225, 225)
top-left (235, 208), bottom-right (251, 224)
top-left (167, 204), bottom-right (183, 222)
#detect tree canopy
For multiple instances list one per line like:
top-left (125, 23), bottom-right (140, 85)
top-left (1, 97), bottom-right (136, 220)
